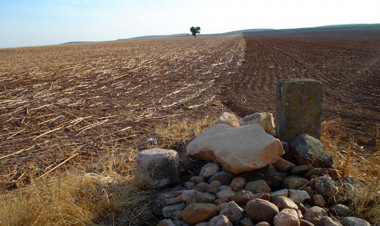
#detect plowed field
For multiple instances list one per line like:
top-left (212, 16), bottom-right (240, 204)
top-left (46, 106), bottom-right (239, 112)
top-left (0, 28), bottom-right (379, 186)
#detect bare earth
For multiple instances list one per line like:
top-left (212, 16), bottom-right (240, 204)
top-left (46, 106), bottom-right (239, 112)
top-left (0, 28), bottom-right (379, 186)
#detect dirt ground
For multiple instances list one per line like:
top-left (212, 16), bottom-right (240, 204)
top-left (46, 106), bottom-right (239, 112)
top-left (0, 27), bottom-right (379, 187)
top-left (223, 29), bottom-right (380, 151)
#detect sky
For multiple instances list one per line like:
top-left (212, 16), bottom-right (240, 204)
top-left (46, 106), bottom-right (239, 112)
top-left (0, 0), bottom-right (379, 48)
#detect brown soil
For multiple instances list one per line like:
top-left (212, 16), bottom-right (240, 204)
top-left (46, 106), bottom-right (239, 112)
top-left (223, 30), bottom-right (380, 151)
top-left (0, 28), bottom-right (379, 187)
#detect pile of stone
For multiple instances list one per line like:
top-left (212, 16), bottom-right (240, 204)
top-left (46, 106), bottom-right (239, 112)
top-left (154, 158), bottom-right (369, 226)
top-left (135, 79), bottom-right (371, 225)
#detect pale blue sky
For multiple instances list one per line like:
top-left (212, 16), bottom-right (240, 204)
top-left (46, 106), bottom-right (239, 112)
top-left (0, 0), bottom-right (379, 48)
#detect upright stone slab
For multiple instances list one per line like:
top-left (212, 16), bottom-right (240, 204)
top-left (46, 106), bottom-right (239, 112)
top-left (276, 79), bottom-right (323, 142)
top-left (136, 148), bottom-right (179, 187)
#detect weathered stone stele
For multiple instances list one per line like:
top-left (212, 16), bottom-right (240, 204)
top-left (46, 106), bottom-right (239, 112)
top-left (276, 79), bottom-right (323, 142)
top-left (135, 148), bottom-right (179, 188)
top-left (186, 124), bottom-right (284, 174)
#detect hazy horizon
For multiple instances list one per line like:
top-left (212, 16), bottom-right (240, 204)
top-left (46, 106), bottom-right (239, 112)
top-left (1, 0), bottom-right (379, 48)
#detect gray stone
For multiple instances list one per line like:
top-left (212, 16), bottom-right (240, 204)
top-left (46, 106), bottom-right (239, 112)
top-left (329, 204), bottom-right (352, 217)
top-left (184, 181), bottom-right (195, 189)
top-left (200, 163), bottom-right (220, 178)
top-left (158, 219), bottom-right (177, 226)
top-left (231, 190), bottom-right (255, 205)
top-left (343, 176), bottom-right (365, 190)
top-left (190, 175), bottom-right (205, 183)
top-left (319, 216), bottom-right (343, 226)
top-left (181, 190), bottom-right (197, 204)
top-left (288, 189), bottom-right (311, 203)
top-left (208, 214), bottom-right (233, 226)
top-left (290, 134), bottom-right (333, 168)
top-left (245, 179), bottom-right (272, 193)
top-left (136, 148), bottom-right (179, 188)
top-left (291, 165), bottom-right (314, 175)
top-left (304, 206), bottom-right (328, 225)
top-left (276, 79), bottom-right (323, 142)
top-left (284, 176), bottom-right (309, 189)
top-left (315, 176), bottom-right (339, 199)
top-left (273, 157), bottom-right (296, 172)
top-left (162, 203), bottom-right (186, 218)
top-left (240, 218), bottom-right (255, 226)
top-left (340, 217), bottom-right (371, 226)
top-left (220, 201), bottom-right (244, 224)
top-left (271, 189), bottom-right (289, 197)
top-left (194, 182), bottom-right (209, 192)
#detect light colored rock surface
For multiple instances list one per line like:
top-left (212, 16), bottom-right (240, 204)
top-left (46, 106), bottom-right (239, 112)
top-left (199, 163), bottom-right (220, 178)
top-left (270, 196), bottom-right (299, 210)
top-left (246, 198), bottom-right (279, 224)
top-left (216, 112), bottom-right (240, 127)
top-left (274, 208), bottom-right (300, 226)
top-left (208, 214), bottom-right (233, 226)
top-left (186, 124), bottom-right (284, 174)
top-left (136, 148), bottom-right (179, 187)
top-left (288, 189), bottom-right (311, 203)
top-left (304, 206), bottom-right (328, 225)
top-left (271, 189), bottom-right (289, 197)
top-left (220, 201), bottom-right (244, 224)
top-left (238, 112), bottom-right (275, 132)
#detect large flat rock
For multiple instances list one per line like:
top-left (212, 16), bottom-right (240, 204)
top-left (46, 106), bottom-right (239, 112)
top-left (186, 124), bottom-right (285, 174)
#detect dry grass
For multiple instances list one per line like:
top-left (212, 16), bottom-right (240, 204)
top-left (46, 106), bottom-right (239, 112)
top-left (321, 118), bottom-right (380, 224)
top-left (155, 116), bottom-right (215, 151)
top-left (0, 117), bottom-right (217, 226)
top-left (0, 148), bottom-right (154, 226)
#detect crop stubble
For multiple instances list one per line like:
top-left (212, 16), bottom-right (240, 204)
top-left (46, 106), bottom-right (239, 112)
top-left (0, 30), bottom-right (379, 186)
top-left (0, 35), bottom-right (244, 184)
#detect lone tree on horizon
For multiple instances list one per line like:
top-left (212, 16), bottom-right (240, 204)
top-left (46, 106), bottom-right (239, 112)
top-left (190, 26), bottom-right (201, 38)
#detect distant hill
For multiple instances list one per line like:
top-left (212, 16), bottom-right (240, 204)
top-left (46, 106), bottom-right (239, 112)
top-left (125, 33), bottom-right (190, 40)
top-left (222, 28), bottom-right (275, 35)
top-left (243, 24), bottom-right (380, 38)
top-left (61, 41), bottom-right (91, 45)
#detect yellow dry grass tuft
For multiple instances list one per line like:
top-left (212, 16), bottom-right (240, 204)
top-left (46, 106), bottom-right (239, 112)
top-left (321, 118), bottom-right (380, 224)
top-left (0, 148), bottom-right (152, 226)
top-left (155, 116), bottom-right (215, 151)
